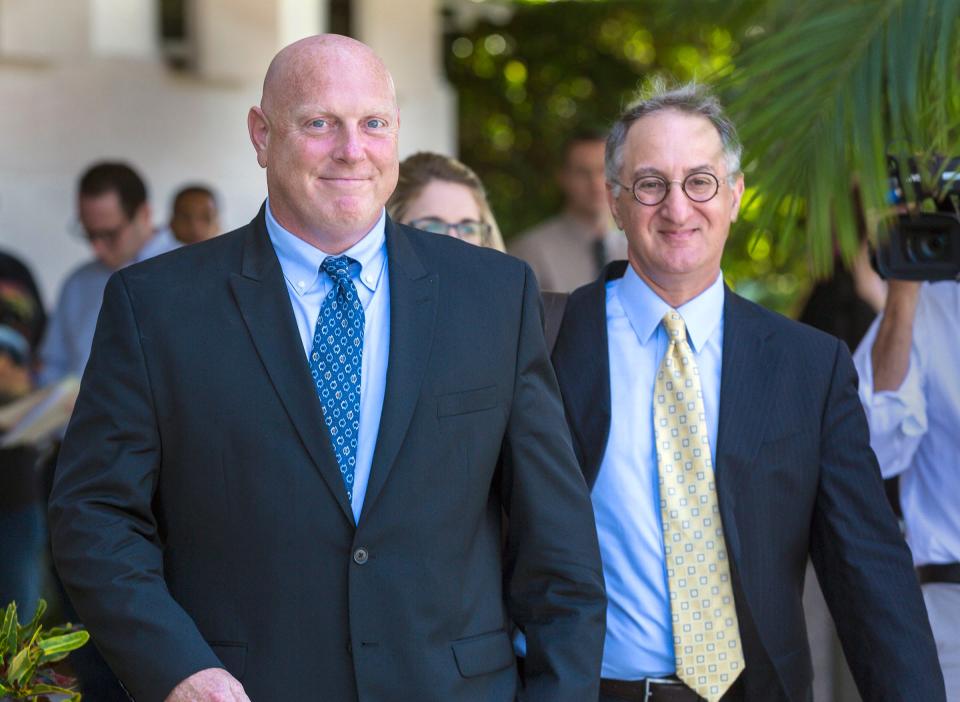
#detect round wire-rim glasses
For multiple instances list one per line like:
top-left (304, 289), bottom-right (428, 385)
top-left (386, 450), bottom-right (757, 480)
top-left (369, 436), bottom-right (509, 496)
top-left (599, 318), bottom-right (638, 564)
top-left (614, 172), bottom-right (722, 206)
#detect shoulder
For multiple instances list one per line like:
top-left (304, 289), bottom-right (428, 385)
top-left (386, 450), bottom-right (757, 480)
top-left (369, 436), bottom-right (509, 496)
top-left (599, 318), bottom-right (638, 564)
top-left (399, 222), bottom-right (528, 282)
top-left (727, 289), bottom-right (843, 360)
top-left (510, 215), bottom-right (571, 251)
top-left (565, 261), bottom-right (627, 316)
top-left (120, 225), bottom-right (247, 286)
top-left (918, 280), bottom-right (959, 321)
top-left (58, 259), bottom-right (110, 296)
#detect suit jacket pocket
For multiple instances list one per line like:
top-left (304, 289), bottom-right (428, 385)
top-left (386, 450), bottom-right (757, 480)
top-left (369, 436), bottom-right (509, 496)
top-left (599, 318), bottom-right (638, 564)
top-left (451, 629), bottom-right (515, 678)
top-left (209, 641), bottom-right (247, 679)
top-left (437, 385), bottom-right (498, 418)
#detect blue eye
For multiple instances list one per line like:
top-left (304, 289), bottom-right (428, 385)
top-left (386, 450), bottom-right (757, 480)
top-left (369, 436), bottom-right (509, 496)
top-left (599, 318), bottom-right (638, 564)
top-left (310, 119), bottom-right (327, 128)
top-left (366, 118), bottom-right (386, 129)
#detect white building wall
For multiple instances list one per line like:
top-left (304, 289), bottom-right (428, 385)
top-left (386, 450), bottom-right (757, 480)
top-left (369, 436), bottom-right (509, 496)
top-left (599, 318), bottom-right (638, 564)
top-left (0, 0), bottom-right (455, 306)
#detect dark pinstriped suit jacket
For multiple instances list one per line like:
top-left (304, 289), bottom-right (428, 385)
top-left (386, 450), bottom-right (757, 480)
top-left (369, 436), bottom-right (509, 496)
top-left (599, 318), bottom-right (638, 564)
top-left (552, 261), bottom-right (945, 702)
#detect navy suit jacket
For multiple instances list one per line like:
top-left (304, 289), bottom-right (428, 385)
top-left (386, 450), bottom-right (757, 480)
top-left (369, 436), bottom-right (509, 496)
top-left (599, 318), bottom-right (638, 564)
top-left (552, 261), bottom-right (944, 701)
top-left (49, 210), bottom-right (606, 702)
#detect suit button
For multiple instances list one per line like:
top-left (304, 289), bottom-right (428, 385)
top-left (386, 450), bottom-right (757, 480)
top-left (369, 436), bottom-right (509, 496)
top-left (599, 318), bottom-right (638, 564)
top-left (353, 547), bottom-right (369, 565)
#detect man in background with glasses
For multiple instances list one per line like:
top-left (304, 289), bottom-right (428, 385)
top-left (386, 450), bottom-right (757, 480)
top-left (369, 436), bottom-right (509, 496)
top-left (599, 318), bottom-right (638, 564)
top-left (550, 81), bottom-right (944, 701)
top-left (39, 162), bottom-right (178, 385)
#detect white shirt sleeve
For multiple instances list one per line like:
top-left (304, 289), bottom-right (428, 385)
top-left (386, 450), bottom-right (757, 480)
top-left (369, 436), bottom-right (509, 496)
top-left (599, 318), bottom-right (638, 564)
top-left (852, 311), bottom-right (928, 478)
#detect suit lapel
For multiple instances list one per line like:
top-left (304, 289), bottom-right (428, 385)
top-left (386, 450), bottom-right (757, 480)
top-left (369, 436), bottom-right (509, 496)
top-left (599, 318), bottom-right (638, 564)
top-left (714, 289), bottom-right (779, 566)
top-left (361, 220), bottom-right (438, 521)
top-left (553, 261), bottom-right (626, 488)
top-left (229, 208), bottom-right (354, 525)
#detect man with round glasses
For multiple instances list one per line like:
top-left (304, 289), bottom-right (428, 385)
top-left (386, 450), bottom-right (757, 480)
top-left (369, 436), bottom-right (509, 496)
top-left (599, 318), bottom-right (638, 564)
top-left (550, 81), bottom-right (944, 700)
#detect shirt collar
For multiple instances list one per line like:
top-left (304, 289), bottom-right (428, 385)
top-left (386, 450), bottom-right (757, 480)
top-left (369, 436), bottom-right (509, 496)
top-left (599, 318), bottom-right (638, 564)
top-left (618, 266), bottom-right (725, 353)
top-left (265, 199), bottom-right (387, 296)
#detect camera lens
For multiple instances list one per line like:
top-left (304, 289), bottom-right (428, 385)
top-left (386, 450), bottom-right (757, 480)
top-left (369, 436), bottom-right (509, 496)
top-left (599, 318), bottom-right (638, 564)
top-left (905, 231), bottom-right (950, 263)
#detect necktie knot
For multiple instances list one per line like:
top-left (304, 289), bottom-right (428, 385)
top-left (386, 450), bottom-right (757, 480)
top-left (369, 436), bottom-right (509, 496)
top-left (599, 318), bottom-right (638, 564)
top-left (662, 309), bottom-right (687, 345)
top-left (321, 255), bottom-right (354, 285)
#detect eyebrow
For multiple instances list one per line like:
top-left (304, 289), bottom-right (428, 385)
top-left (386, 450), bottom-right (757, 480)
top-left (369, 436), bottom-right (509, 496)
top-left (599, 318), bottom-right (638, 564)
top-left (632, 164), bottom-right (718, 178)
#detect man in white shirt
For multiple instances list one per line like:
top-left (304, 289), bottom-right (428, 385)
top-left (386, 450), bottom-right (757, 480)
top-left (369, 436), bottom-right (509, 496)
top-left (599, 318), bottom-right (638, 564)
top-left (39, 162), bottom-right (179, 384)
top-left (853, 279), bottom-right (960, 697)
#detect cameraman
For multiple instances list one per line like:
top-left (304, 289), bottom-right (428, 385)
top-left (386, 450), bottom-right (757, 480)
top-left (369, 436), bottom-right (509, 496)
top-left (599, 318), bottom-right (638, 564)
top-left (853, 277), bottom-right (959, 695)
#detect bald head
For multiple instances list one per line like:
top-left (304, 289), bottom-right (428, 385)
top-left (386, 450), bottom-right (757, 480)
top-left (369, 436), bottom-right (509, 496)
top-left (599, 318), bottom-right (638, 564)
top-left (248, 34), bottom-right (401, 252)
top-left (260, 34), bottom-right (396, 118)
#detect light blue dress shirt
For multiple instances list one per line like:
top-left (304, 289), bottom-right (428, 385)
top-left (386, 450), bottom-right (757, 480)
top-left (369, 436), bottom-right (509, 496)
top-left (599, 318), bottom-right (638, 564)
top-left (265, 201), bottom-right (390, 523)
top-left (39, 228), bottom-right (180, 385)
top-left (594, 266), bottom-right (725, 680)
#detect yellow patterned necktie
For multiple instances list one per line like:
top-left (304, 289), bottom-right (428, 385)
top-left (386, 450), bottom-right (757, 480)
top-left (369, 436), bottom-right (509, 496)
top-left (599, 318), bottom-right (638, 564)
top-left (654, 309), bottom-right (744, 702)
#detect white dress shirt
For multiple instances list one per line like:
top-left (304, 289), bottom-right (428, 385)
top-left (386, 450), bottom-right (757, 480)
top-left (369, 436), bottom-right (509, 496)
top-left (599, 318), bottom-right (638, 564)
top-left (853, 281), bottom-right (960, 565)
top-left (265, 201), bottom-right (390, 523)
top-left (593, 266), bottom-right (725, 680)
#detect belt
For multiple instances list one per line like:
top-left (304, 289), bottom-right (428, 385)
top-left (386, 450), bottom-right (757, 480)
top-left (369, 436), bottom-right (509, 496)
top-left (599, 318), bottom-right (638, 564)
top-left (917, 562), bottom-right (960, 585)
top-left (600, 676), bottom-right (700, 702)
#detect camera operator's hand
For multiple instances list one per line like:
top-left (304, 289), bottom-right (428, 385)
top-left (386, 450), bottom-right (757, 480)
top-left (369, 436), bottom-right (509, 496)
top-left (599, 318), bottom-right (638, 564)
top-left (852, 240), bottom-right (887, 313)
top-left (871, 279), bottom-right (922, 391)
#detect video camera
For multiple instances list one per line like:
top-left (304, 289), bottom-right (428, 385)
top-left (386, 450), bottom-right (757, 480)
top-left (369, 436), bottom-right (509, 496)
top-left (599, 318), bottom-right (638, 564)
top-left (876, 156), bottom-right (960, 281)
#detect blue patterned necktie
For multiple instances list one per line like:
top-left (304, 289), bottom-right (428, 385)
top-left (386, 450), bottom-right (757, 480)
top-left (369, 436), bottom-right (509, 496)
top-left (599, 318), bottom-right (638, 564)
top-left (308, 256), bottom-right (365, 503)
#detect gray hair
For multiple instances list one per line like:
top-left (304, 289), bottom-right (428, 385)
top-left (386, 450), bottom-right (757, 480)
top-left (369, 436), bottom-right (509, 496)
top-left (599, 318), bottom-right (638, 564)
top-left (605, 79), bottom-right (742, 196)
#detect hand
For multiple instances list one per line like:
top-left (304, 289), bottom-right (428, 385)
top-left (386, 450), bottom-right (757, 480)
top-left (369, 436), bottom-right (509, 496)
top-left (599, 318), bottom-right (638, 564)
top-left (851, 240), bottom-right (887, 313)
top-left (164, 668), bottom-right (251, 702)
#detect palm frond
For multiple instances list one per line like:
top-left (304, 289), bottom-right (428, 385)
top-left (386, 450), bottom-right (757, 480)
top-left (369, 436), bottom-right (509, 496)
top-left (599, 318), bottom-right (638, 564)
top-left (718, 0), bottom-right (960, 273)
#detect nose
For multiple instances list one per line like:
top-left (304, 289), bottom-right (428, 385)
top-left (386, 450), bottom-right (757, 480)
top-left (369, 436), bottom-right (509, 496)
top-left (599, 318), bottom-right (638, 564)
top-left (658, 181), bottom-right (694, 222)
top-left (333, 125), bottom-right (364, 164)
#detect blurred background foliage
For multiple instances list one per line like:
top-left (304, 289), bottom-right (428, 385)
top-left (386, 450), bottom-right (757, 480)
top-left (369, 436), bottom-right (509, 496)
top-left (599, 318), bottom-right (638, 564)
top-left (442, 0), bottom-right (960, 315)
top-left (442, 0), bottom-right (806, 313)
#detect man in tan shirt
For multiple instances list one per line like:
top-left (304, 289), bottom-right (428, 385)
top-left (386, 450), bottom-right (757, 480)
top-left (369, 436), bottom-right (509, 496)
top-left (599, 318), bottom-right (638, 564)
top-left (509, 130), bottom-right (627, 292)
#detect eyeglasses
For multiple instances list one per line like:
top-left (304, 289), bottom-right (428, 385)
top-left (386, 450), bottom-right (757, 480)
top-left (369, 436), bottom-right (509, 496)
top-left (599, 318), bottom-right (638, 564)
top-left (408, 217), bottom-right (491, 242)
top-left (613, 172), bottom-right (721, 206)
top-left (70, 218), bottom-right (132, 245)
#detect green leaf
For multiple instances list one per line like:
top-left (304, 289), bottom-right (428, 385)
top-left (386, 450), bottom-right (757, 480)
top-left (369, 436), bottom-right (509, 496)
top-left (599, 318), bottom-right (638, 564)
top-left (24, 682), bottom-right (83, 697)
top-left (37, 630), bottom-right (90, 664)
top-left (1, 601), bottom-right (18, 661)
top-left (719, 0), bottom-right (960, 274)
top-left (6, 645), bottom-right (40, 687)
top-left (18, 599), bottom-right (47, 646)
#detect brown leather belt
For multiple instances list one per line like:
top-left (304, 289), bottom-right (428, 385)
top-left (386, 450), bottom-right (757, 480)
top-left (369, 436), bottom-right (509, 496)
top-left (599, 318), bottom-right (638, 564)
top-left (917, 562), bottom-right (960, 585)
top-left (600, 676), bottom-right (701, 701)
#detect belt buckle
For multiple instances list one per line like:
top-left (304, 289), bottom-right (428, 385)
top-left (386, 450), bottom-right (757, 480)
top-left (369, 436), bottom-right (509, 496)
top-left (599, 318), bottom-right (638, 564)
top-left (644, 676), bottom-right (682, 701)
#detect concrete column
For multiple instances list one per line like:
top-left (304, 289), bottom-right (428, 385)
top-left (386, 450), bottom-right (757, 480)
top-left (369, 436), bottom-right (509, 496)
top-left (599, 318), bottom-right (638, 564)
top-left (354, 0), bottom-right (456, 157)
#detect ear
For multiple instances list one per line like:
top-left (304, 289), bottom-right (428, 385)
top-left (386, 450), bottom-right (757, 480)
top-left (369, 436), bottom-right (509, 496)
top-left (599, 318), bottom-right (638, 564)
top-left (729, 173), bottom-right (745, 223)
top-left (606, 182), bottom-right (624, 230)
top-left (248, 106), bottom-right (270, 169)
top-left (135, 202), bottom-right (152, 227)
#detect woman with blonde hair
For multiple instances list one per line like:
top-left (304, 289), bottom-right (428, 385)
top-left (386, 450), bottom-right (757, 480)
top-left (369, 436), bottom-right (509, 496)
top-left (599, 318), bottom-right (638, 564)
top-left (387, 152), bottom-right (506, 252)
